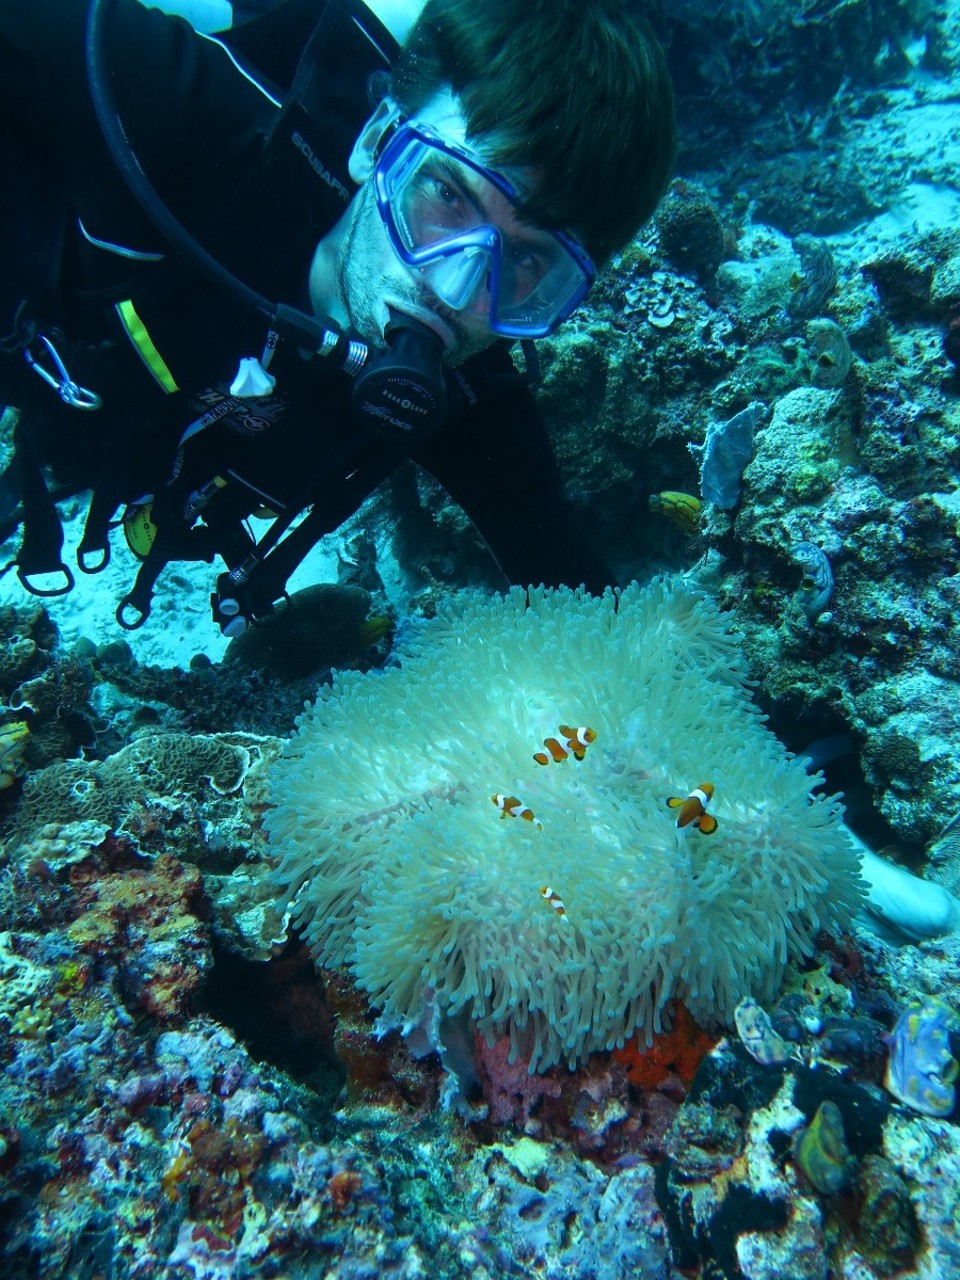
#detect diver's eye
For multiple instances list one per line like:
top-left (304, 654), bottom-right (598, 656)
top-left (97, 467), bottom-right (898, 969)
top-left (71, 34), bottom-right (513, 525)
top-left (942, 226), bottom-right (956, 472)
top-left (506, 242), bottom-right (547, 292)
top-left (509, 243), bottom-right (538, 273)
top-left (407, 169), bottom-right (476, 235)
top-left (432, 178), bottom-right (460, 206)
top-left (419, 169), bottom-right (469, 212)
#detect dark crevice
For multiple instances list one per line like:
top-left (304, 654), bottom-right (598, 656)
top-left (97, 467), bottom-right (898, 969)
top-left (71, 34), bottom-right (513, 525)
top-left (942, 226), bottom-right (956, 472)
top-left (203, 937), bottom-right (345, 1114)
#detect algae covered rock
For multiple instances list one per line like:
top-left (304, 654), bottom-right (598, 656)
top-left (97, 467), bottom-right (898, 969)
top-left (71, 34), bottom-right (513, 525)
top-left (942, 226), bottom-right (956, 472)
top-left (223, 583), bottom-right (384, 681)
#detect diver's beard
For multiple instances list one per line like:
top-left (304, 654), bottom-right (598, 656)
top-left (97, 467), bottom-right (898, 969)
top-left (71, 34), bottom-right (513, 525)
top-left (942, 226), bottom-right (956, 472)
top-left (431, 305), bottom-right (494, 364)
top-left (336, 199), bottom-right (496, 364)
top-left (335, 212), bottom-right (387, 353)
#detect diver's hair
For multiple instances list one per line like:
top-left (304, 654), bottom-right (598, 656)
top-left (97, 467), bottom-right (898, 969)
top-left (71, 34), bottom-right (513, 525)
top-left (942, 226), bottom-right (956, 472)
top-left (389, 0), bottom-right (676, 264)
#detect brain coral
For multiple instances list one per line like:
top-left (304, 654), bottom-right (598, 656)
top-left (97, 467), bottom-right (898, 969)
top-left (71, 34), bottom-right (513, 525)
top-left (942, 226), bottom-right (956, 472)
top-left (265, 581), bottom-right (862, 1071)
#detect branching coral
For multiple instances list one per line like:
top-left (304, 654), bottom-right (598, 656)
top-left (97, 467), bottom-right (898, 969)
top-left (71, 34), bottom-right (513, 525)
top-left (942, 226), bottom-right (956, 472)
top-left (265, 581), bottom-right (863, 1072)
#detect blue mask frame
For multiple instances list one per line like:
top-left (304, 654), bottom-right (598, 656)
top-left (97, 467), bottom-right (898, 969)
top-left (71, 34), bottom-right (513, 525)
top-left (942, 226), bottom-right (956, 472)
top-left (372, 121), bottom-right (596, 339)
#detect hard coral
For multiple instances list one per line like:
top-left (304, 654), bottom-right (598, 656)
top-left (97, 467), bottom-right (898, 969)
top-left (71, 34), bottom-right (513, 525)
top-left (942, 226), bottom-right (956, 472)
top-left (267, 581), bottom-right (863, 1073)
top-left (0, 602), bottom-right (56, 695)
top-left (793, 1098), bottom-right (856, 1194)
top-left (655, 179), bottom-right (726, 281)
top-left (885, 995), bottom-right (960, 1117)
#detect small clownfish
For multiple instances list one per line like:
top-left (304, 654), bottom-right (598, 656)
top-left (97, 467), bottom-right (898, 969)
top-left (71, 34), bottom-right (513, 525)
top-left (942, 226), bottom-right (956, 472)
top-left (540, 885), bottom-right (569, 921)
top-left (491, 793), bottom-right (542, 830)
top-left (533, 724), bottom-right (596, 766)
top-left (666, 782), bottom-right (718, 834)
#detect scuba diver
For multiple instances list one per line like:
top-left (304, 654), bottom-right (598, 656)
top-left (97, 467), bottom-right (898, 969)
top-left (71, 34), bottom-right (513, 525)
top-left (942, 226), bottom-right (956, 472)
top-left (0, 0), bottom-right (676, 636)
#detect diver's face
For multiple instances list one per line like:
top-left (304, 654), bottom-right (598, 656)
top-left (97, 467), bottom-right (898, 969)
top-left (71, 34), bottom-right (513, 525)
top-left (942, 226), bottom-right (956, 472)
top-left (336, 180), bottom-right (499, 363)
top-left (323, 92), bottom-right (533, 365)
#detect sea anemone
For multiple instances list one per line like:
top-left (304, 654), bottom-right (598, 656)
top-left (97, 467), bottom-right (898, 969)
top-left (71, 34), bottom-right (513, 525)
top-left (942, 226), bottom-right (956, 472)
top-left (265, 581), bottom-right (862, 1072)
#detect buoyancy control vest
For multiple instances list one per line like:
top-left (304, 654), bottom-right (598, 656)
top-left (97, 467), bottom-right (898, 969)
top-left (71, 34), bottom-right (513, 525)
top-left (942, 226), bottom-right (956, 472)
top-left (1, 0), bottom-right (488, 632)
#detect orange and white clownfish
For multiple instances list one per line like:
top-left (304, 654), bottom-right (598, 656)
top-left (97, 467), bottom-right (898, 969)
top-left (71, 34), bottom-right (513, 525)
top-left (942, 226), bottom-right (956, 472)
top-left (539, 885), bottom-right (568, 920)
top-left (491, 793), bottom-right (542, 830)
top-left (533, 724), bottom-right (597, 765)
top-left (666, 782), bottom-right (718, 834)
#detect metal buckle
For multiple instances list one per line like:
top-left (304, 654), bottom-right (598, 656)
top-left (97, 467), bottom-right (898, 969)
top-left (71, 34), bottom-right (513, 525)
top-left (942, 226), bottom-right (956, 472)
top-left (24, 334), bottom-right (102, 411)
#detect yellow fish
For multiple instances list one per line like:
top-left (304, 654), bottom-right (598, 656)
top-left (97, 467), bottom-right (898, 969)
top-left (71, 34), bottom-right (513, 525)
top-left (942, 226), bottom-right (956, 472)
top-left (0, 720), bottom-right (30, 790)
top-left (648, 491), bottom-right (702, 536)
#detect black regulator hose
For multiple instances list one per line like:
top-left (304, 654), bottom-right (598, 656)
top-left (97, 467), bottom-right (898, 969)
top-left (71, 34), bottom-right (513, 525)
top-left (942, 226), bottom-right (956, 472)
top-left (84, 0), bottom-right (456, 440)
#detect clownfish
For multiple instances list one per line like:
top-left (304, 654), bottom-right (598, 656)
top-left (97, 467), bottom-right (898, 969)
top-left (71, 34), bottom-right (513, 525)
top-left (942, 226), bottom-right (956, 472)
top-left (533, 724), bottom-right (597, 766)
top-left (491, 793), bottom-right (542, 830)
top-left (666, 782), bottom-right (718, 834)
top-left (540, 885), bottom-right (568, 920)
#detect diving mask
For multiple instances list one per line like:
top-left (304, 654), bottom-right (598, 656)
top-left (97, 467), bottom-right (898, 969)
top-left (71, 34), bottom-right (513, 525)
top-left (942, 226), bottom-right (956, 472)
top-left (373, 120), bottom-right (595, 339)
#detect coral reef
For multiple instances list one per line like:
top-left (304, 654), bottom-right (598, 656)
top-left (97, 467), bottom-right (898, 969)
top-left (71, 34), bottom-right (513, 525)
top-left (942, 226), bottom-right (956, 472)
top-left (2, 606), bottom-right (959, 1277)
top-left (0, 785), bottom-right (683, 1280)
top-left (806, 317), bottom-right (852, 387)
top-left (3, 3), bottom-right (960, 1276)
top-left (267, 580), bottom-right (861, 1072)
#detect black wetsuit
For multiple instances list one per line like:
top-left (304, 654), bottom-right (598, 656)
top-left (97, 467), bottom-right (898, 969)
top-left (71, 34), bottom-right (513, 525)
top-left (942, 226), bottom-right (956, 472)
top-left (0, 0), bottom-right (611, 623)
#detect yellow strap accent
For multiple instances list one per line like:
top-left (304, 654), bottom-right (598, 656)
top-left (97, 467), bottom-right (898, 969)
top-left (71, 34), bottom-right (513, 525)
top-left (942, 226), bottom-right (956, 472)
top-left (115, 299), bottom-right (179, 393)
top-left (123, 502), bottom-right (158, 559)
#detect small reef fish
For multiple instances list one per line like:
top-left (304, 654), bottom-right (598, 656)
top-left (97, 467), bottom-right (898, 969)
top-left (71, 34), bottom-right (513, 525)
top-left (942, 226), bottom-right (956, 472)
top-left (648, 490), bottom-right (702, 536)
top-left (491, 793), bottom-right (542, 830)
top-left (0, 720), bottom-right (30, 790)
top-left (533, 724), bottom-right (596, 765)
top-left (666, 782), bottom-right (718, 834)
top-left (540, 885), bottom-right (568, 921)
top-left (357, 615), bottom-right (392, 647)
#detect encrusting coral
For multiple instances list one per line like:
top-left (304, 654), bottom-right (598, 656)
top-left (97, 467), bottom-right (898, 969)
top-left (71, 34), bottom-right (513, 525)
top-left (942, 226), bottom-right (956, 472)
top-left (265, 581), bottom-right (863, 1072)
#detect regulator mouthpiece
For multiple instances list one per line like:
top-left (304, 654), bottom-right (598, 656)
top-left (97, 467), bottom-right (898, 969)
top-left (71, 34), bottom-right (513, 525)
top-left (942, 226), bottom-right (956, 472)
top-left (351, 312), bottom-right (449, 440)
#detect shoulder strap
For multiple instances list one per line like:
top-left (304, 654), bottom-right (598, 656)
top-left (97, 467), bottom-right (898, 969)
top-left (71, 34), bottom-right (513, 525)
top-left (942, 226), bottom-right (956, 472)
top-left (224, 0), bottom-right (399, 114)
top-left (256, 0), bottom-right (400, 224)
